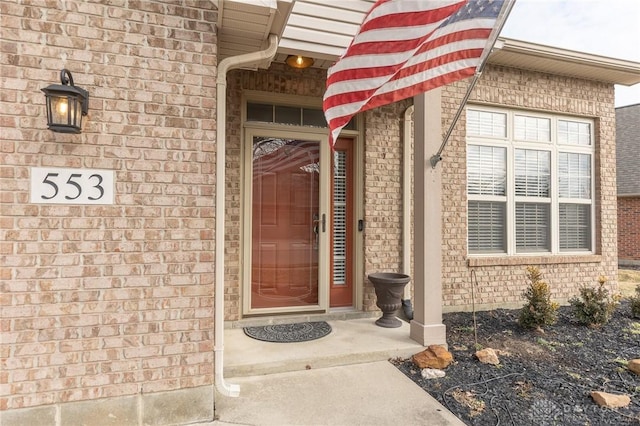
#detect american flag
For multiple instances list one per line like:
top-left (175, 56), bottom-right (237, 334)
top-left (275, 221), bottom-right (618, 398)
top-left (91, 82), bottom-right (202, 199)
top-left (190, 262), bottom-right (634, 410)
top-left (323, 0), bottom-right (510, 146)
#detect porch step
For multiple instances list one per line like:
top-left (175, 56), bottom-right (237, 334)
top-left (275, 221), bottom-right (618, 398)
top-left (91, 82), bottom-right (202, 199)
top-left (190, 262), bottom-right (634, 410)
top-left (223, 317), bottom-right (425, 378)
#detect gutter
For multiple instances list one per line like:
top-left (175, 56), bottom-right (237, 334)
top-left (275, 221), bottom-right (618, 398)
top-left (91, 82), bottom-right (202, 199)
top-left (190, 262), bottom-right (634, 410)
top-left (214, 33), bottom-right (279, 397)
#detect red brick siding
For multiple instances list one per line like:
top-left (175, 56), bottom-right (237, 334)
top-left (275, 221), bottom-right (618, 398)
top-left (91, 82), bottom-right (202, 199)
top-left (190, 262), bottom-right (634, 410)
top-left (618, 197), bottom-right (640, 260)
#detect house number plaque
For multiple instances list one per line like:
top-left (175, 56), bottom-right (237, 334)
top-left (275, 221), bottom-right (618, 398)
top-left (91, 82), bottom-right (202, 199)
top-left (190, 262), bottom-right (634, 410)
top-left (30, 167), bottom-right (114, 205)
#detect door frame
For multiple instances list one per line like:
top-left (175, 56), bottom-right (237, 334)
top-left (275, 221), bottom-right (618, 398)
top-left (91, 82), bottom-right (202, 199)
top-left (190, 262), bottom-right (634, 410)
top-left (242, 126), bottom-right (331, 315)
top-left (239, 92), bottom-right (365, 318)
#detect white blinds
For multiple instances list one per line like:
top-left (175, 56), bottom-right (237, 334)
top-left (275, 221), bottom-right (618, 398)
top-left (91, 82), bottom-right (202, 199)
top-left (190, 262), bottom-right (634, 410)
top-left (468, 145), bottom-right (506, 196)
top-left (466, 108), bottom-right (593, 255)
top-left (558, 120), bottom-right (591, 145)
top-left (333, 151), bottom-right (347, 285)
top-left (468, 201), bottom-right (506, 253)
top-left (515, 115), bottom-right (550, 142)
top-left (515, 149), bottom-right (550, 197)
top-left (516, 203), bottom-right (550, 252)
top-left (467, 145), bottom-right (506, 253)
top-left (559, 204), bottom-right (591, 251)
top-left (559, 152), bottom-right (591, 199)
top-left (467, 110), bottom-right (507, 138)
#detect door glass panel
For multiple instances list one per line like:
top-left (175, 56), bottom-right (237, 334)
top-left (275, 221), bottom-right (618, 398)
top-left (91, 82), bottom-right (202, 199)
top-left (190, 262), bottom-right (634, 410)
top-left (251, 137), bottom-right (320, 309)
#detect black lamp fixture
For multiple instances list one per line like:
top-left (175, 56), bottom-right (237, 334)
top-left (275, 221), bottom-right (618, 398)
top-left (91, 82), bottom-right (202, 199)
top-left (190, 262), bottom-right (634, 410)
top-left (285, 55), bottom-right (314, 69)
top-left (41, 69), bottom-right (89, 134)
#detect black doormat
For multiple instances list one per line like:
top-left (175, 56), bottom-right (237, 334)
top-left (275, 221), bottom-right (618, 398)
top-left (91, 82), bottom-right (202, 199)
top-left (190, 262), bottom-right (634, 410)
top-left (243, 321), bottom-right (332, 343)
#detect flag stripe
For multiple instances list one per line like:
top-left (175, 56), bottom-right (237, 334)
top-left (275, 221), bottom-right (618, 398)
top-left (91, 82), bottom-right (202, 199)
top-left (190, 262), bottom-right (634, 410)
top-left (358, 3), bottom-right (465, 39)
top-left (323, 0), bottom-right (508, 146)
top-left (326, 31), bottom-right (491, 92)
top-left (361, 0), bottom-right (464, 31)
top-left (355, 68), bottom-right (477, 117)
top-left (326, 58), bottom-right (479, 129)
top-left (324, 47), bottom-right (482, 118)
top-left (324, 38), bottom-right (490, 116)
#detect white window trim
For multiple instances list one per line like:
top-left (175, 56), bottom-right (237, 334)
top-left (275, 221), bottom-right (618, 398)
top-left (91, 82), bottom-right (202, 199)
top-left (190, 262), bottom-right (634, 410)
top-left (467, 106), bottom-right (595, 257)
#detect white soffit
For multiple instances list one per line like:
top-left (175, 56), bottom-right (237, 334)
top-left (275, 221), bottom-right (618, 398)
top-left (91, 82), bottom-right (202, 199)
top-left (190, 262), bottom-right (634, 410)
top-left (278, 0), bottom-right (375, 59)
top-left (490, 39), bottom-right (640, 86)
top-left (217, 0), bottom-right (280, 58)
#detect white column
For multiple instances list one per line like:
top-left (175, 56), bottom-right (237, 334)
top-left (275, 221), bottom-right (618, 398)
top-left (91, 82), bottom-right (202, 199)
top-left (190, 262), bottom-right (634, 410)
top-left (410, 90), bottom-right (447, 346)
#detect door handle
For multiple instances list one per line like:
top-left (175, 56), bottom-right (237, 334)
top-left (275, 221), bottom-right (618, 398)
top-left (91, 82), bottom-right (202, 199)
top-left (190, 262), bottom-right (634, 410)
top-left (313, 214), bottom-right (326, 233)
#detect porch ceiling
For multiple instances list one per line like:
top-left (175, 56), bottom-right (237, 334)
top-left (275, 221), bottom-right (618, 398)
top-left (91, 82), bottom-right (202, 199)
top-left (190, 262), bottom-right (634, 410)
top-left (216, 0), bottom-right (640, 85)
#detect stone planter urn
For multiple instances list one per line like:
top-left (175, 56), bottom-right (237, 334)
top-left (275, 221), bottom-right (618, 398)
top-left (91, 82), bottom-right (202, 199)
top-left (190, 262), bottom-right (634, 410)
top-left (368, 272), bottom-right (411, 328)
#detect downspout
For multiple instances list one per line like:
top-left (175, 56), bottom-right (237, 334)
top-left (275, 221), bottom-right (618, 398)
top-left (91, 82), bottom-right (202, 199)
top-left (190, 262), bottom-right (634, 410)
top-left (214, 33), bottom-right (279, 397)
top-left (402, 106), bottom-right (414, 320)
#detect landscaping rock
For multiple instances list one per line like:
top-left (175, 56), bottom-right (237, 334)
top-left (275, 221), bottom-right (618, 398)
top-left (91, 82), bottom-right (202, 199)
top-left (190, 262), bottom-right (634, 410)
top-left (412, 345), bottom-right (453, 369)
top-left (590, 391), bottom-right (631, 408)
top-left (421, 368), bottom-right (446, 379)
top-left (628, 359), bottom-right (640, 375)
top-left (392, 301), bottom-right (640, 425)
top-left (475, 348), bottom-right (500, 365)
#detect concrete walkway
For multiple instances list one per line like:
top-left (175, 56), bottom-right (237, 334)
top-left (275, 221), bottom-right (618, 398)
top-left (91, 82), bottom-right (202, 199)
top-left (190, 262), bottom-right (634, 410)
top-left (212, 361), bottom-right (464, 426)
top-left (203, 316), bottom-right (465, 426)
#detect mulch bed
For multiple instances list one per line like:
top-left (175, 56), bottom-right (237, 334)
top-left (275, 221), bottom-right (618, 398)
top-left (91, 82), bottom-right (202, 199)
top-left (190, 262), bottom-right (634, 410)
top-left (392, 301), bottom-right (640, 425)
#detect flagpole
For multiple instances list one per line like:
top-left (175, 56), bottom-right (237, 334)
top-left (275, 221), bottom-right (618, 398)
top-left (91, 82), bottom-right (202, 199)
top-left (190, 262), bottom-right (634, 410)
top-left (430, 0), bottom-right (516, 168)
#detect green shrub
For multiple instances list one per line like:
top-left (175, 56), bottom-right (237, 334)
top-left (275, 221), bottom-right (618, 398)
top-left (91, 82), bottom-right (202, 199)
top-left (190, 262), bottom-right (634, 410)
top-left (630, 284), bottom-right (640, 319)
top-left (569, 276), bottom-right (619, 327)
top-left (518, 266), bottom-right (559, 330)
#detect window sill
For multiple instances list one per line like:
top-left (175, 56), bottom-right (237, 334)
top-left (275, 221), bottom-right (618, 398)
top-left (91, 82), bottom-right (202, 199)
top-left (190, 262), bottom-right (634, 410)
top-left (467, 254), bottom-right (602, 267)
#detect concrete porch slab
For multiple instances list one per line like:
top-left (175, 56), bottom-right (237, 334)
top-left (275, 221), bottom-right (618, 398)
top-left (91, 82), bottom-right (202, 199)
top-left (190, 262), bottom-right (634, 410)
top-left (224, 317), bottom-right (426, 377)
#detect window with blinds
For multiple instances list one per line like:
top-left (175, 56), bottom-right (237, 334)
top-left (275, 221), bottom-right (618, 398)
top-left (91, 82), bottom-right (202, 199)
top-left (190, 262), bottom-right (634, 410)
top-left (558, 120), bottom-right (591, 146)
top-left (466, 108), bottom-right (594, 256)
top-left (467, 110), bottom-right (507, 138)
top-left (467, 145), bottom-right (506, 253)
top-left (516, 203), bottom-right (550, 252)
top-left (332, 151), bottom-right (347, 285)
top-left (468, 201), bottom-right (505, 252)
top-left (515, 115), bottom-right (551, 142)
top-left (558, 152), bottom-right (591, 251)
top-left (558, 152), bottom-right (591, 199)
top-left (468, 145), bottom-right (506, 196)
top-left (559, 204), bottom-right (591, 251)
top-left (515, 149), bottom-right (550, 197)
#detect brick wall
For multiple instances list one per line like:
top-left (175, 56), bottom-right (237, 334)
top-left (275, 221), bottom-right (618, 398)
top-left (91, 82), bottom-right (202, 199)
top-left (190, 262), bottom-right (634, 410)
top-left (222, 63), bottom-right (619, 316)
top-left (438, 65), bottom-right (618, 310)
top-left (362, 100), bottom-right (413, 311)
top-left (0, 0), bottom-right (217, 418)
top-left (368, 67), bottom-right (619, 312)
top-left (618, 197), bottom-right (640, 260)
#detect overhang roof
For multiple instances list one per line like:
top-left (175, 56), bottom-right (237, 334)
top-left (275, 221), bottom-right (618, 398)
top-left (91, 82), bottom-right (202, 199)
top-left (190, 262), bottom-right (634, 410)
top-left (616, 104), bottom-right (640, 195)
top-left (216, 0), bottom-right (640, 86)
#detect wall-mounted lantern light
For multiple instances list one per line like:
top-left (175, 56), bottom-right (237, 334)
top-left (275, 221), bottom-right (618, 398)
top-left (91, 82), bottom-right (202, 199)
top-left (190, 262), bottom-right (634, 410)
top-left (285, 55), bottom-right (314, 69)
top-left (41, 69), bottom-right (89, 134)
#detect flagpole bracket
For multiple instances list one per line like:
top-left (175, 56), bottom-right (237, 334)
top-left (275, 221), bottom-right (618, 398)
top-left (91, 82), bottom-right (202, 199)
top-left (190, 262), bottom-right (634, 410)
top-left (430, 154), bottom-right (442, 169)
